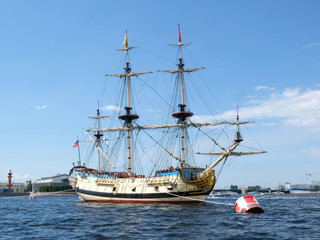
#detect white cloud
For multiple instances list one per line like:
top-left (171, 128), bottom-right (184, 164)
top-left (303, 42), bottom-right (320, 49)
top-left (256, 86), bottom-right (274, 91)
top-left (102, 105), bottom-right (121, 112)
top-left (194, 87), bottom-right (320, 131)
top-left (261, 122), bottom-right (277, 126)
top-left (301, 146), bottom-right (320, 157)
top-left (35, 105), bottom-right (48, 111)
top-left (13, 173), bottom-right (38, 182)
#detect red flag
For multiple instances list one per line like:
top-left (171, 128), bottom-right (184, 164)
top-left (178, 26), bottom-right (181, 42)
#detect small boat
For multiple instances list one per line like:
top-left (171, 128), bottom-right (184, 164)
top-left (209, 192), bottom-right (232, 197)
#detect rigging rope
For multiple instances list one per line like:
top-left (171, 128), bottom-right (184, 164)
top-left (205, 199), bottom-right (234, 206)
top-left (165, 192), bottom-right (233, 206)
top-left (216, 156), bottom-right (228, 182)
top-left (184, 47), bottom-right (226, 117)
top-left (188, 120), bottom-right (226, 152)
top-left (243, 125), bottom-right (266, 151)
top-left (133, 121), bottom-right (181, 162)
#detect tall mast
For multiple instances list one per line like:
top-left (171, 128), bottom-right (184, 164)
top-left (158, 25), bottom-right (205, 168)
top-left (234, 106), bottom-right (243, 142)
top-left (76, 136), bottom-right (81, 166)
top-left (124, 31), bottom-right (131, 108)
top-left (178, 24), bottom-right (185, 105)
top-left (106, 31), bottom-right (151, 176)
top-left (88, 102), bottom-right (108, 171)
top-left (123, 31), bottom-right (135, 176)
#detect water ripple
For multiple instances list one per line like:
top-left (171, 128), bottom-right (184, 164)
top-left (1, 194), bottom-right (320, 239)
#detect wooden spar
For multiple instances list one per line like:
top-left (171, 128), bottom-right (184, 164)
top-left (83, 129), bottom-right (115, 169)
top-left (76, 136), bottom-right (81, 166)
top-left (178, 25), bottom-right (185, 167)
top-left (157, 67), bottom-right (205, 74)
top-left (87, 121), bottom-right (251, 132)
top-left (126, 41), bottom-right (131, 108)
top-left (124, 39), bottom-right (132, 175)
top-left (200, 142), bottom-right (240, 177)
top-left (180, 126), bottom-right (185, 167)
top-left (197, 151), bottom-right (266, 156)
top-left (124, 33), bottom-right (132, 176)
top-left (106, 72), bottom-right (152, 78)
top-left (126, 129), bottom-right (132, 175)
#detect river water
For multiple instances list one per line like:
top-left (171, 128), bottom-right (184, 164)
top-left (1, 194), bottom-right (319, 239)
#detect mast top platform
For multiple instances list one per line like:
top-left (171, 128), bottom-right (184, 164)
top-left (116, 46), bottom-right (137, 52)
top-left (172, 104), bottom-right (193, 121)
top-left (168, 42), bottom-right (191, 46)
top-left (118, 107), bottom-right (139, 123)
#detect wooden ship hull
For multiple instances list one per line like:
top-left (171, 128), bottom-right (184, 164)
top-left (70, 167), bottom-right (215, 203)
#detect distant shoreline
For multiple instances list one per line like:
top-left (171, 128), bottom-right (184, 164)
top-left (30, 191), bottom-right (77, 197)
top-left (290, 190), bottom-right (320, 194)
top-left (1, 192), bottom-right (29, 197)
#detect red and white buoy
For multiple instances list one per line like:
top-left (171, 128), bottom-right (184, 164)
top-left (234, 195), bottom-right (264, 213)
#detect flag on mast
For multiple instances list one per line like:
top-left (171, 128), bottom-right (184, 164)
top-left (178, 24), bottom-right (181, 42)
top-left (73, 140), bottom-right (79, 148)
top-left (103, 137), bottom-right (109, 145)
top-left (123, 31), bottom-right (128, 48)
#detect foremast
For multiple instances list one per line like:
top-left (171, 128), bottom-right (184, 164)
top-left (88, 104), bottom-right (109, 171)
top-left (106, 31), bottom-right (151, 176)
top-left (158, 24), bottom-right (204, 168)
top-left (199, 107), bottom-right (266, 177)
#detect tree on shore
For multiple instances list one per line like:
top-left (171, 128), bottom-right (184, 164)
top-left (230, 185), bottom-right (238, 190)
top-left (39, 185), bottom-right (72, 192)
top-left (248, 185), bottom-right (262, 191)
top-left (309, 185), bottom-right (319, 191)
top-left (24, 183), bottom-right (32, 193)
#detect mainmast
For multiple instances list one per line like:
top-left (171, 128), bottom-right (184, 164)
top-left (158, 25), bottom-right (204, 168)
top-left (88, 103), bottom-right (108, 171)
top-left (106, 31), bottom-right (151, 176)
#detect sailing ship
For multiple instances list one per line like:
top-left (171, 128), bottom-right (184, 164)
top-left (69, 27), bottom-right (265, 203)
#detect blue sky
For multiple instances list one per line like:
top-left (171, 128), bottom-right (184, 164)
top-left (0, 0), bottom-right (319, 188)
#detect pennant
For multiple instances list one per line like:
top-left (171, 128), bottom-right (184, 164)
top-left (73, 140), bottom-right (79, 148)
top-left (178, 25), bottom-right (181, 42)
top-left (103, 137), bottom-right (109, 145)
top-left (123, 32), bottom-right (128, 48)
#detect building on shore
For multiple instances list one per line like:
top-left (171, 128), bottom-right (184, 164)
top-left (0, 182), bottom-right (27, 193)
top-left (0, 170), bottom-right (30, 193)
top-left (278, 181), bottom-right (320, 193)
top-left (32, 174), bottom-right (70, 192)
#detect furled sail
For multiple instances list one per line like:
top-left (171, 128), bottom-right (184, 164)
top-left (87, 121), bottom-right (251, 132)
top-left (106, 72), bottom-right (152, 78)
top-left (157, 67), bottom-right (205, 74)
